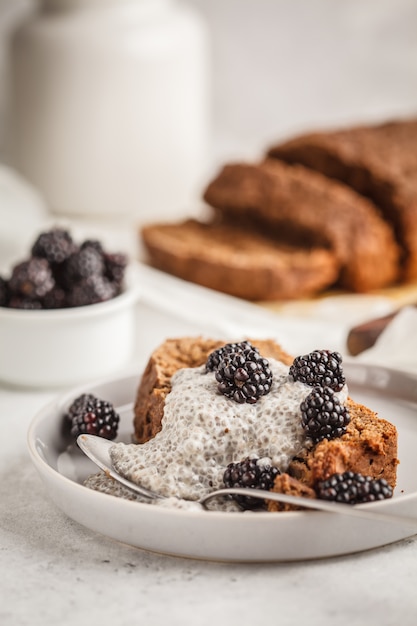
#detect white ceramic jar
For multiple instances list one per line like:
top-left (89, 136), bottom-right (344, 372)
top-left (10, 0), bottom-right (210, 222)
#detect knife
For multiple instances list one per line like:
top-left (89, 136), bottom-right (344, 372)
top-left (347, 306), bottom-right (416, 355)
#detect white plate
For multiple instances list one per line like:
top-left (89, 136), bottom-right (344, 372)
top-left (27, 362), bottom-right (417, 562)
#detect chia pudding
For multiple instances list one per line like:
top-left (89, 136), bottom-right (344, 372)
top-left (107, 358), bottom-right (348, 503)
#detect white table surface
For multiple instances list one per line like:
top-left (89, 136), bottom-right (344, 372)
top-left (2, 249), bottom-right (417, 626)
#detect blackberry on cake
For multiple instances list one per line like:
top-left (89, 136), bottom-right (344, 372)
top-left (214, 343), bottom-right (273, 404)
top-left (223, 457), bottom-right (281, 509)
top-left (289, 349), bottom-right (345, 391)
top-left (300, 385), bottom-right (350, 442)
top-left (205, 340), bottom-right (256, 372)
top-left (316, 471), bottom-right (393, 504)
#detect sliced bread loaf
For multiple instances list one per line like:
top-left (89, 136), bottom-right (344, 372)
top-left (203, 160), bottom-right (401, 292)
top-left (267, 118), bottom-right (417, 280)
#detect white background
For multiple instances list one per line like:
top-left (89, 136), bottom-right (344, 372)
top-left (0, 0), bottom-right (416, 165)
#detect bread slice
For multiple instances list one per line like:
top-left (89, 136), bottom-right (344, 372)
top-left (203, 160), bottom-right (401, 292)
top-left (267, 118), bottom-right (417, 280)
top-left (141, 219), bottom-right (339, 301)
top-left (133, 337), bottom-right (398, 497)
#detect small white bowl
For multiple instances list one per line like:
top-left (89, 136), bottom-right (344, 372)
top-left (0, 265), bottom-right (140, 388)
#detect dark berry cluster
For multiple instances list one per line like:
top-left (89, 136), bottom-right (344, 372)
top-left (300, 386), bottom-right (350, 442)
top-left (206, 341), bottom-right (273, 404)
top-left (66, 393), bottom-right (120, 440)
top-left (205, 340), bottom-right (253, 372)
top-left (223, 457), bottom-right (281, 509)
top-left (0, 228), bottom-right (128, 310)
top-left (289, 349), bottom-right (345, 391)
top-left (0, 277), bottom-right (9, 307)
top-left (316, 471), bottom-right (393, 504)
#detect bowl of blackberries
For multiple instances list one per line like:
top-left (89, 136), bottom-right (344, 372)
top-left (0, 227), bottom-right (140, 387)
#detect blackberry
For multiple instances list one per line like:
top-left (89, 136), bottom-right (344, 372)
top-left (289, 349), bottom-right (345, 391)
top-left (215, 344), bottom-right (273, 404)
top-left (80, 239), bottom-right (104, 255)
top-left (300, 386), bottom-right (350, 442)
top-left (104, 252), bottom-right (127, 290)
top-left (1, 229), bottom-right (127, 310)
top-left (8, 296), bottom-right (43, 310)
top-left (206, 340), bottom-right (257, 372)
top-left (316, 471), bottom-right (393, 504)
top-left (223, 458), bottom-right (281, 509)
top-left (66, 393), bottom-right (120, 440)
top-left (42, 286), bottom-right (68, 309)
top-left (66, 393), bottom-right (96, 420)
top-left (67, 275), bottom-right (116, 307)
top-left (31, 228), bottom-right (75, 264)
top-left (8, 258), bottom-right (54, 300)
top-left (65, 246), bottom-right (105, 283)
top-left (0, 277), bottom-right (9, 306)
top-left (48, 260), bottom-right (68, 290)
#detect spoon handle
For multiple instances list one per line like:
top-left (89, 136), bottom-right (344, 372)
top-left (202, 488), bottom-right (417, 528)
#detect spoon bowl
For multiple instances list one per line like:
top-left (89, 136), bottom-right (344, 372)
top-left (77, 434), bottom-right (164, 501)
top-left (77, 434), bottom-right (417, 527)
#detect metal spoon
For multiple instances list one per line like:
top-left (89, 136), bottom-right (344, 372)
top-left (77, 434), bottom-right (417, 527)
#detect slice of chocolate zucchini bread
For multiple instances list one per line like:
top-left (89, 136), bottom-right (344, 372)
top-left (141, 218), bottom-right (339, 301)
top-left (267, 118), bottom-right (417, 281)
top-left (203, 160), bottom-right (400, 293)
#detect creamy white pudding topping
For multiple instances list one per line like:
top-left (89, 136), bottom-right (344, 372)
top-left (108, 359), bottom-right (348, 502)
